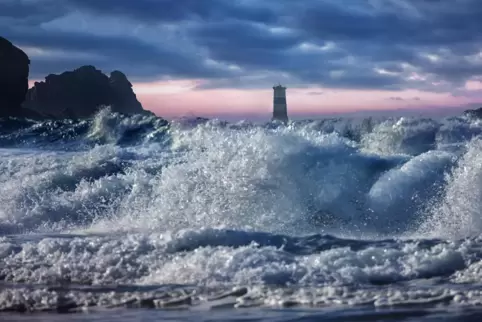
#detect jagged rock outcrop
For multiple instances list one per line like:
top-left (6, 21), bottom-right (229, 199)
top-left (0, 36), bottom-right (42, 119)
top-left (24, 65), bottom-right (152, 119)
top-left (109, 70), bottom-right (145, 115)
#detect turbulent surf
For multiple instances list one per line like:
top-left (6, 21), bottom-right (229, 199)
top-left (1, 108), bottom-right (482, 317)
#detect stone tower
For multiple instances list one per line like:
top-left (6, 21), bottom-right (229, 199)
top-left (272, 84), bottom-right (288, 122)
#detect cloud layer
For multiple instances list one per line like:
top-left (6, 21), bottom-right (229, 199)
top-left (2, 0), bottom-right (482, 94)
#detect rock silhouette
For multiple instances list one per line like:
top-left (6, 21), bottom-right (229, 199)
top-left (109, 70), bottom-right (145, 115)
top-left (24, 65), bottom-right (152, 119)
top-left (1, 36), bottom-right (152, 120)
top-left (0, 36), bottom-right (42, 119)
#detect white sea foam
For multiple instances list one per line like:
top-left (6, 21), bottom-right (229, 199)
top-left (2, 111), bottom-right (482, 312)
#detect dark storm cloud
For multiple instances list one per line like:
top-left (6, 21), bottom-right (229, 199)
top-left (1, 24), bottom-right (234, 79)
top-left (192, 20), bottom-right (302, 51)
top-left (293, 0), bottom-right (482, 45)
top-left (64, 0), bottom-right (279, 24)
top-left (187, 0), bottom-right (482, 90)
top-left (189, 20), bottom-right (311, 72)
top-left (2, 0), bottom-right (482, 92)
top-left (297, 5), bottom-right (417, 43)
top-left (0, 0), bottom-right (65, 24)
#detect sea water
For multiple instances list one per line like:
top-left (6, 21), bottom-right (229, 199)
top-left (1, 108), bottom-right (482, 321)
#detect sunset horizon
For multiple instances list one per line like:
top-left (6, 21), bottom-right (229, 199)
top-left (9, 0), bottom-right (482, 121)
top-left (27, 76), bottom-right (482, 121)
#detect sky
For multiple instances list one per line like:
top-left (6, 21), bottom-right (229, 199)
top-left (3, 0), bottom-right (482, 120)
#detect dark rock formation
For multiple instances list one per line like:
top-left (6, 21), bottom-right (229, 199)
top-left (24, 65), bottom-right (152, 119)
top-left (0, 36), bottom-right (42, 119)
top-left (463, 107), bottom-right (482, 118)
top-left (109, 70), bottom-right (145, 115)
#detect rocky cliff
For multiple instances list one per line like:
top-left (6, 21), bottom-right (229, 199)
top-left (0, 36), bottom-right (42, 119)
top-left (109, 70), bottom-right (145, 115)
top-left (24, 65), bottom-right (151, 119)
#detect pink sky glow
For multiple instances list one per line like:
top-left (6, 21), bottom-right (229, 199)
top-left (132, 79), bottom-right (482, 120)
top-left (29, 79), bottom-right (482, 120)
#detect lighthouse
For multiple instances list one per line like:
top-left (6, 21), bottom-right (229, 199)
top-left (272, 84), bottom-right (288, 123)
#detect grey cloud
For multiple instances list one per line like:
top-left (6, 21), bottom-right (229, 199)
top-left (0, 0), bottom-right (65, 24)
top-left (295, 0), bottom-right (482, 45)
top-left (2, 0), bottom-right (482, 93)
top-left (2, 24), bottom-right (234, 80)
top-left (191, 21), bottom-right (302, 51)
top-left (64, 0), bottom-right (279, 24)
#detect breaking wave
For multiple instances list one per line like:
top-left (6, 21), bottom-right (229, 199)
top-left (1, 108), bottom-right (482, 312)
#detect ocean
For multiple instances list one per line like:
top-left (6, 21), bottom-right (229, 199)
top-left (1, 108), bottom-right (482, 321)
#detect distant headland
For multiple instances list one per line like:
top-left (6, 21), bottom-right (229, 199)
top-left (0, 36), bottom-right (153, 120)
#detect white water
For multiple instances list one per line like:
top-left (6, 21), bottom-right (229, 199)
top-left (1, 111), bottom-right (482, 312)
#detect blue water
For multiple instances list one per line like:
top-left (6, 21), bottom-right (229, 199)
top-left (2, 108), bottom-right (482, 321)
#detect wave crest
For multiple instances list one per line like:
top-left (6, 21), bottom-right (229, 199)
top-left (0, 112), bottom-right (482, 240)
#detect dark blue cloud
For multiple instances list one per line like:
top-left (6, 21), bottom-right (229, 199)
top-left (296, 0), bottom-right (482, 45)
top-left (1, 24), bottom-right (234, 79)
top-left (64, 0), bottom-right (279, 24)
top-left (191, 21), bottom-right (302, 51)
top-left (0, 0), bottom-right (64, 24)
top-left (1, 0), bottom-right (482, 93)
